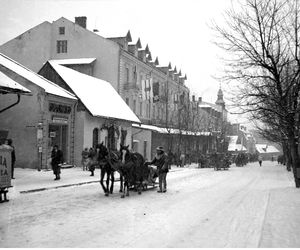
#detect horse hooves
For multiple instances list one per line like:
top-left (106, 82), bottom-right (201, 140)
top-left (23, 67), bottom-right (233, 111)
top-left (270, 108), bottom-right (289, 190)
top-left (105, 193), bottom-right (109, 197)
top-left (121, 195), bottom-right (125, 198)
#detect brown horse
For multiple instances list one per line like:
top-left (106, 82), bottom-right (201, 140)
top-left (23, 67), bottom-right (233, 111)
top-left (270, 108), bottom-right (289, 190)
top-left (96, 143), bottom-right (123, 196)
top-left (119, 145), bottom-right (148, 198)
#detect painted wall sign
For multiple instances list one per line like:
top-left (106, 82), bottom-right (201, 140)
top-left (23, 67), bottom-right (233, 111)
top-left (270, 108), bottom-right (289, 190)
top-left (49, 103), bottom-right (72, 114)
top-left (0, 147), bottom-right (12, 188)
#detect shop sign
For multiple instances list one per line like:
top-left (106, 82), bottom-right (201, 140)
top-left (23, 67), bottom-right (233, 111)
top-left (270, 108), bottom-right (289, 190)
top-left (37, 129), bottom-right (43, 139)
top-left (0, 147), bottom-right (12, 188)
top-left (52, 116), bottom-right (68, 124)
top-left (49, 103), bottom-right (72, 114)
top-left (50, 132), bottom-right (56, 138)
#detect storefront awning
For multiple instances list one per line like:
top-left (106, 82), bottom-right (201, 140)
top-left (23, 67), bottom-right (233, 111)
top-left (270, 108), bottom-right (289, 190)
top-left (49, 62), bottom-right (141, 124)
top-left (132, 123), bottom-right (211, 136)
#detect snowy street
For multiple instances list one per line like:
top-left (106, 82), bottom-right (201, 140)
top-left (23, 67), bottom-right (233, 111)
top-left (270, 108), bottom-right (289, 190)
top-left (1, 161), bottom-right (300, 248)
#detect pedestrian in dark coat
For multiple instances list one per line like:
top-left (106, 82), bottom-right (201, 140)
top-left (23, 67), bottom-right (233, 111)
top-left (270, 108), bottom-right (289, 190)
top-left (51, 145), bottom-right (63, 180)
top-left (88, 147), bottom-right (98, 176)
top-left (5, 139), bottom-right (16, 179)
top-left (147, 146), bottom-right (169, 193)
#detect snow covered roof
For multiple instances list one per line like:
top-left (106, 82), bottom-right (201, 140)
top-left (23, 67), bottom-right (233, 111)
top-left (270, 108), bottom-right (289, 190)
top-left (256, 144), bottom-right (280, 154)
top-left (228, 136), bottom-right (247, 152)
top-left (49, 62), bottom-right (140, 123)
top-left (0, 53), bottom-right (76, 100)
top-left (0, 71), bottom-right (31, 94)
top-left (228, 144), bottom-right (247, 152)
top-left (132, 123), bottom-right (211, 136)
top-left (49, 58), bottom-right (96, 65)
top-left (199, 104), bottom-right (212, 108)
top-left (199, 101), bottom-right (222, 113)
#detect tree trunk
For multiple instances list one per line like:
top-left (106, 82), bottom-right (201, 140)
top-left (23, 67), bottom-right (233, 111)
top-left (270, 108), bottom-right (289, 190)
top-left (282, 142), bottom-right (292, 171)
top-left (289, 138), bottom-right (300, 188)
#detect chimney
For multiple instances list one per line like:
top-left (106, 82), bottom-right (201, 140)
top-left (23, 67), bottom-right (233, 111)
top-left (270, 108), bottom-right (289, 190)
top-left (75, 16), bottom-right (87, 29)
top-left (198, 97), bottom-right (202, 103)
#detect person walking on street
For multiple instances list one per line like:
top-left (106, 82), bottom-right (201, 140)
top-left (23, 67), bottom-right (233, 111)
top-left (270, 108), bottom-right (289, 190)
top-left (81, 147), bottom-right (89, 171)
top-left (5, 139), bottom-right (16, 179)
top-left (146, 146), bottom-right (169, 193)
top-left (51, 145), bottom-right (63, 180)
top-left (88, 147), bottom-right (98, 176)
top-left (180, 153), bottom-right (185, 168)
top-left (258, 155), bottom-right (263, 167)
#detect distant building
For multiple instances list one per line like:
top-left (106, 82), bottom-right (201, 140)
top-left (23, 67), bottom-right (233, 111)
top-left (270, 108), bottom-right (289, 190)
top-left (228, 123), bottom-right (256, 154)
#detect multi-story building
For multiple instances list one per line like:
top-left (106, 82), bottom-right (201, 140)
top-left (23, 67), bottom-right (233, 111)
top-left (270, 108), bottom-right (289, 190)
top-left (0, 16), bottom-right (192, 160)
top-left (0, 16), bottom-right (228, 162)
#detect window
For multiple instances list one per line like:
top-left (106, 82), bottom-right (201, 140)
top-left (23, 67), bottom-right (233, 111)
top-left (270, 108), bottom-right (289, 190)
top-left (143, 141), bottom-right (148, 160)
top-left (146, 103), bottom-right (149, 118)
top-left (92, 128), bottom-right (99, 148)
top-left (140, 102), bottom-right (143, 116)
top-left (57, 40), bottom-right (67, 53)
top-left (125, 68), bottom-right (129, 82)
top-left (133, 100), bottom-right (136, 113)
top-left (59, 27), bottom-right (65, 35)
top-left (133, 66), bottom-right (137, 82)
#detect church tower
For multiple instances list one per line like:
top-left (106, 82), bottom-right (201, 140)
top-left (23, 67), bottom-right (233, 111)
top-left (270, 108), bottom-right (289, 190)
top-left (215, 86), bottom-right (226, 109)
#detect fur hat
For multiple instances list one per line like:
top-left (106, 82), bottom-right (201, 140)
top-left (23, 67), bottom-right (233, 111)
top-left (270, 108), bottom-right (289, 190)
top-left (156, 146), bottom-right (164, 152)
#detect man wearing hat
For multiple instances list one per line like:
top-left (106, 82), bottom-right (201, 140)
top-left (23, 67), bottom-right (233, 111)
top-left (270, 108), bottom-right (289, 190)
top-left (146, 146), bottom-right (169, 193)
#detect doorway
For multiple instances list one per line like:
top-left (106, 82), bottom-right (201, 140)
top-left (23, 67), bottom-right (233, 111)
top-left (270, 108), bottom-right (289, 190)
top-left (48, 124), bottom-right (68, 163)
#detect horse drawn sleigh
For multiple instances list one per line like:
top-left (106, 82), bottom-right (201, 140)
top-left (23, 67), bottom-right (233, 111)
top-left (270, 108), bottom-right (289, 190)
top-left (95, 143), bottom-right (158, 198)
top-left (210, 153), bottom-right (231, 171)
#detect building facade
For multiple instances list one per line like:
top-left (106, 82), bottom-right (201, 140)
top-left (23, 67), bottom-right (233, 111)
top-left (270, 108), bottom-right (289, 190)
top-left (0, 53), bottom-right (77, 169)
top-left (0, 16), bottom-right (230, 163)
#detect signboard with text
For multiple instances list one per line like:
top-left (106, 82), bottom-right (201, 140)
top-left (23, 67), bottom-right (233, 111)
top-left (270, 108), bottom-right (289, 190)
top-left (0, 147), bottom-right (12, 188)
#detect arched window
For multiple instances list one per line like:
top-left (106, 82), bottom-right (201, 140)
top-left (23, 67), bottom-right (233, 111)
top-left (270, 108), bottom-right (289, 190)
top-left (92, 128), bottom-right (99, 148)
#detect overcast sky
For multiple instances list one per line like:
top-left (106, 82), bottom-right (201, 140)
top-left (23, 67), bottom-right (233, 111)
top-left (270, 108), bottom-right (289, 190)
top-left (0, 0), bottom-right (249, 124)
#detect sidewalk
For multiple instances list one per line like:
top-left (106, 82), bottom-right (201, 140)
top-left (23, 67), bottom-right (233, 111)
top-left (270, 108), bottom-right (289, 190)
top-left (10, 167), bottom-right (104, 194)
top-left (8, 164), bottom-right (191, 195)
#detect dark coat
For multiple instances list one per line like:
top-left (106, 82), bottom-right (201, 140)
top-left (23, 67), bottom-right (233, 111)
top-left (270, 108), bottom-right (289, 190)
top-left (11, 146), bottom-right (16, 163)
top-left (150, 153), bottom-right (169, 173)
top-left (51, 149), bottom-right (63, 168)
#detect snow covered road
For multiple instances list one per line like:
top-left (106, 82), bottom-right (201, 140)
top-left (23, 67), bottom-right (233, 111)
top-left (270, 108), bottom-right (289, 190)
top-left (1, 162), bottom-right (299, 247)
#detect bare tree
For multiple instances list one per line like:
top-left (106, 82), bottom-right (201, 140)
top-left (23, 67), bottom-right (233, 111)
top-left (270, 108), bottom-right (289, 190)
top-left (214, 0), bottom-right (300, 187)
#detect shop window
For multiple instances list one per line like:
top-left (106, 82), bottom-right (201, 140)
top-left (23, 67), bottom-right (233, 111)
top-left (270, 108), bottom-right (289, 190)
top-left (92, 128), bottom-right (99, 148)
top-left (57, 40), bottom-right (67, 53)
